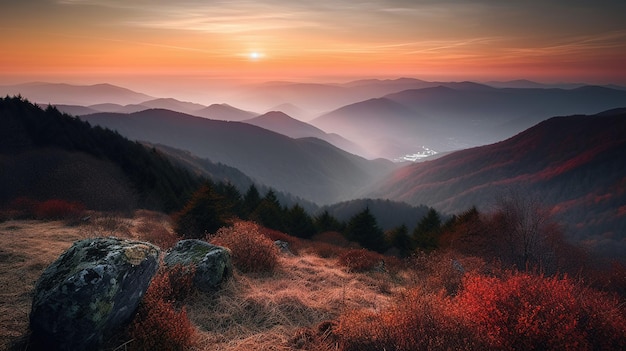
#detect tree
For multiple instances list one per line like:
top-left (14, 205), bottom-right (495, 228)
top-left (215, 182), bottom-right (243, 217)
top-left (241, 184), bottom-right (261, 218)
top-left (491, 190), bottom-right (563, 271)
top-left (344, 207), bottom-right (387, 253)
top-left (413, 208), bottom-right (441, 251)
top-left (250, 189), bottom-right (285, 231)
top-left (387, 224), bottom-right (412, 257)
top-left (173, 182), bottom-right (231, 239)
top-left (285, 204), bottom-right (316, 238)
top-left (314, 210), bottom-right (344, 233)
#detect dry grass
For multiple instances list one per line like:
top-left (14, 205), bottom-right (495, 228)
top-left (187, 253), bottom-right (399, 351)
top-left (0, 220), bottom-right (89, 349)
top-left (0, 216), bottom-right (405, 351)
top-left (0, 211), bottom-right (176, 350)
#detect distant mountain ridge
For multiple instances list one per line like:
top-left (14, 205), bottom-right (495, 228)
top-left (243, 111), bottom-right (370, 158)
top-left (81, 109), bottom-right (395, 204)
top-left (0, 82), bottom-right (153, 105)
top-left (366, 109), bottom-right (626, 256)
top-left (311, 84), bottom-right (626, 159)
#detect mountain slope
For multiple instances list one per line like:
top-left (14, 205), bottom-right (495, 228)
top-left (0, 97), bottom-right (200, 212)
top-left (81, 109), bottom-right (395, 204)
top-left (311, 85), bottom-right (626, 159)
top-left (244, 111), bottom-right (369, 158)
top-left (0, 82), bottom-right (153, 105)
top-left (193, 103), bottom-right (257, 121)
top-left (367, 110), bottom-right (626, 255)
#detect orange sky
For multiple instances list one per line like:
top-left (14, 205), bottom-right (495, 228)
top-left (2, 0), bottom-right (626, 89)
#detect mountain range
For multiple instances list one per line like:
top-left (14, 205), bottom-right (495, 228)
top-left (2, 79), bottom-right (625, 258)
top-left (366, 109), bottom-right (626, 257)
top-left (80, 109), bottom-right (395, 205)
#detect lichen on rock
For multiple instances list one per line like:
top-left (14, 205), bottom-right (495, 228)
top-left (29, 237), bottom-right (160, 351)
top-left (164, 239), bottom-right (232, 292)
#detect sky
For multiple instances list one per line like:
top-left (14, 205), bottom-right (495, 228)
top-left (1, 0), bottom-right (626, 91)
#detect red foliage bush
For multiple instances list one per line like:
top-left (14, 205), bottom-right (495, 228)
top-left (338, 249), bottom-right (385, 272)
top-left (457, 272), bottom-right (626, 350)
top-left (126, 267), bottom-right (196, 351)
top-left (33, 199), bottom-right (85, 220)
top-left (209, 221), bottom-right (279, 273)
top-left (336, 288), bottom-right (485, 351)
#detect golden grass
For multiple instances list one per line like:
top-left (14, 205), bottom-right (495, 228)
top-left (0, 220), bottom-right (87, 349)
top-left (0, 215), bottom-right (404, 351)
top-left (188, 253), bottom-right (399, 351)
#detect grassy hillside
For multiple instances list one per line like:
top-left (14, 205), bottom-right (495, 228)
top-left (2, 213), bottom-right (625, 351)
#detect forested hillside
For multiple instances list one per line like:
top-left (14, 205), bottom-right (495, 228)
top-left (0, 96), bottom-right (201, 212)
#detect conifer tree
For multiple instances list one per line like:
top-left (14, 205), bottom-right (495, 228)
top-left (344, 207), bottom-right (387, 253)
top-left (173, 182), bottom-right (230, 239)
top-left (413, 208), bottom-right (442, 251)
top-left (314, 210), bottom-right (345, 233)
top-left (285, 204), bottom-right (316, 238)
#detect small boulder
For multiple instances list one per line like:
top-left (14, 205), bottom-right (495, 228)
top-left (30, 237), bottom-right (160, 351)
top-left (274, 240), bottom-right (292, 255)
top-left (164, 239), bottom-right (232, 292)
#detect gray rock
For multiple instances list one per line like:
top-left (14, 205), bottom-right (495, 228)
top-left (164, 239), bottom-right (232, 292)
top-left (274, 240), bottom-right (292, 255)
top-left (30, 237), bottom-right (160, 351)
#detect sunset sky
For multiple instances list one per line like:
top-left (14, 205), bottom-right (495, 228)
top-left (2, 0), bottom-right (626, 90)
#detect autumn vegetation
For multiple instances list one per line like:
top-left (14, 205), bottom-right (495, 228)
top-left (1, 97), bottom-right (625, 350)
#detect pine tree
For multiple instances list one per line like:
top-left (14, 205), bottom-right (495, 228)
top-left (173, 182), bottom-right (230, 239)
top-left (314, 210), bottom-right (345, 233)
top-left (285, 204), bottom-right (316, 238)
top-left (413, 208), bottom-right (441, 251)
top-left (344, 207), bottom-right (387, 253)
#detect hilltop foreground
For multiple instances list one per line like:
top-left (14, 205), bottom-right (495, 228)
top-left (1, 212), bottom-right (625, 351)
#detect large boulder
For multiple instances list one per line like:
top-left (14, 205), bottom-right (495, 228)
top-left (30, 237), bottom-right (160, 351)
top-left (164, 239), bottom-right (232, 292)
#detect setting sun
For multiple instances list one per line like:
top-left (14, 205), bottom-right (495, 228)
top-left (248, 52), bottom-right (264, 61)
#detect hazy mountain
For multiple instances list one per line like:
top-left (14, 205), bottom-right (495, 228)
top-left (139, 98), bottom-right (206, 114)
top-left (230, 78), bottom-right (486, 115)
top-left (366, 110), bottom-right (626, 256)
top-left (87, 103), bottom-right (150, 114)
top-left (81, 109), bottom-right (395, 204)
top-left (266, 103), bottom-right (313, 121)
top-left (0, 82), bottom-right (153, 105)
top-left (311, 97), bottom-right (439, 159)
top-left (243, 111), bottom-right (370, 158)
top-left (43, 104), bottom-right (99, 116)
top-left (193, 103), bottom-right (257, 121)
top-left (311, 85), bottom-right (626, 159)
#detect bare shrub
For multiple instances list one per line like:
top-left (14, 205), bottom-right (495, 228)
top-left (209, 221), bottom-right (279, 273)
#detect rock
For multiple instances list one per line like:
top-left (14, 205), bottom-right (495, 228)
top-left (164, 239), bottom-right (232, 292)
top-left (30, 237), bottom-right (160, 351)
top-left (274, 240), bottom-right (292, 255)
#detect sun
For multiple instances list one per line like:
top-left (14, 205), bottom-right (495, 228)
top-left (248, 52), bottom-right (264, 61)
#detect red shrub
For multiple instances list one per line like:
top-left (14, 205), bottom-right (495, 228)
top-left (457, 272), bottom-right (626, 350)
top-left (209, 221), bottom-right (279, 273)
top-left (336, 288), bottom-right (484, 351)
top-left (127, 267), bottom-right (196, 351)
top-left (33, 199), bottom-right (85, 220)
top-left (338, 249), bottom-right (385, 272)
